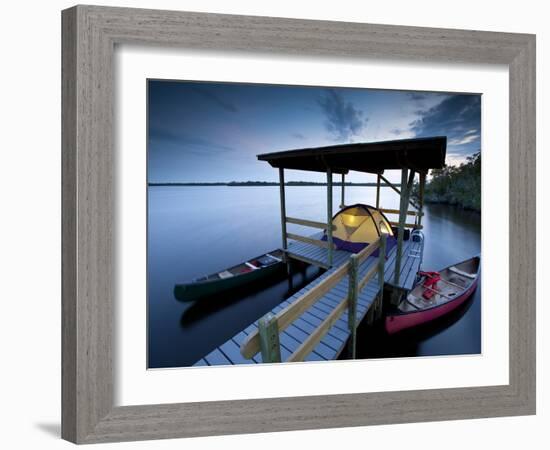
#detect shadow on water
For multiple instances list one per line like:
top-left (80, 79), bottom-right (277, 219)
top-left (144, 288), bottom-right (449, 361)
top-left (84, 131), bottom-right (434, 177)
top-left (180, 263), bottom-right (314, 327)
top-left (353, 291), bottom-right (478, 360)
top-left (148, 260), bottom-right (323, 368)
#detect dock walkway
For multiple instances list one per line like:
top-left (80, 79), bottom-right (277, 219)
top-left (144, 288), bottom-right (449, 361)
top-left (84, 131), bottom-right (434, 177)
top-left (194, 238), bottom-right (422, 366)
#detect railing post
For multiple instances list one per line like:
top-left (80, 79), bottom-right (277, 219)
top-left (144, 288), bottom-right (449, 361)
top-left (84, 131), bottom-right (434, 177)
top-left (279, 168), bottom-right (287, 252)
top-left (377, 233), bottom-right (387, 319)
top-left (394, 169), bottom-right (415, 286)
top-left (347, 254), bottom-right (359, 359)
top-left (418, 172), bottom-right (426, 228)
top-left (279, 168), bottom-right (290, 274)
top-left (326, 168), bottom-right (333, 267)
top-left (340, 172), bottom-right (345, 208)
top-left (376, 173), bottom-right (381, 209)
top-left (258, 313), bottom-right (281, 363)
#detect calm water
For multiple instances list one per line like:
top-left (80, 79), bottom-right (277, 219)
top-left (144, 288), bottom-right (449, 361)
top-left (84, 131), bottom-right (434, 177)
top-left (148, 186), bottom-right (481, 368)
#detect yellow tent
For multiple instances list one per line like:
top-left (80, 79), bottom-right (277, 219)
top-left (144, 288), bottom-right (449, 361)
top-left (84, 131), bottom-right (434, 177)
top-left (328, 204), bottom-right (394, 253)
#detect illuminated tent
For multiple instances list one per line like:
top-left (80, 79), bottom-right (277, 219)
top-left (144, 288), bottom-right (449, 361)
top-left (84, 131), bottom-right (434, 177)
top-left (324, 204), bottom-right (396, 253)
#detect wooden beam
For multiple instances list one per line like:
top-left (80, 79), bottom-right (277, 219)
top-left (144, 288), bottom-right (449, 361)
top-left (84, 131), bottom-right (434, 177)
top-left (376, 174), bottom-right (381, 209)
top-left (376, 233), bottom-right (387, 320)
top-left (421, 285), bottom-right (454, 300)
top-left (389, 221), bottom-right (423, 229)
top-left (279, 168), bottom-right (287, 252)
top-left (358, 264), bottom-right (378, 292)
top-left (380, 208), bottom-right (422, 217)
top-left (258, 313), bottom-right (281, 363)
top-left (327, 169), bottom-right (333, 266)
top-left (340, 173), bottom-right (345, 208)
top-left (240, 260), bottom-right (349, 359)
top-left (418, 172), bottom-right (426, 227)
top-left (287, 296), bottom-right (348, 363)
top-left (286, 232), bottom-right (334, 249)
top-left (356, 235), bottom-right (381, 265)
top-left (347, 254), bottom-right (358, 359)
top-left (394, 169), bottom-right (415, 285)
top-left (379, 173), bottom-right (417, 209)
top-left (286, 216), bottom-right (335, 230)
top-left (284, 251), bottom-right (330, 269)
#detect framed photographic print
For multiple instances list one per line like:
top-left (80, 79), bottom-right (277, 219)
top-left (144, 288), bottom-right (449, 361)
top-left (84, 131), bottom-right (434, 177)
top-left (62, 5), bottom-right (535, 444)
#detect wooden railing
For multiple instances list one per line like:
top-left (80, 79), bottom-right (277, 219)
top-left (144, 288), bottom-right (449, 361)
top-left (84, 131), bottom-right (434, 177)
top-left (240, 234), bottom-right (388, 363)
top-left (284, 216), bottom-right (336, 260)
top-left (286, 232), bottom-right (335, 249)
top-left (380, 208), bottom-right (423, 230)
top-left (379, 208), bottom-right (422, 217)
top-left (286, 216), bottom-right (335, 230)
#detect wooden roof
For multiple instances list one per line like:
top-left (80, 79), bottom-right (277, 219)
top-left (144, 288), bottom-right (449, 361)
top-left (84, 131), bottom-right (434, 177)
top-left (257, 137), bottom-right (447, 174)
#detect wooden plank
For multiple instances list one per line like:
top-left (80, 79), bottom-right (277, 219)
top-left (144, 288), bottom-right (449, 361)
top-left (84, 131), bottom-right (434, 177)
top-left (279, 329), bottom-right (326, 361)
top-left (204, 348), bottom-right (232, 366)
top-left (220, 340), bottom-right (250, 365)
top-left (389, 221), bottom-right (423, 229)
top-left (285, 251), bottom-right (330, 269)
top-left (287, 232), bottom-right (335, 249)
top-left (286, 216), bottom-right (335, 230)
top-left (304, 302), bottom-right (349, 334)
top-left (356, 237), bottom-right (381, 264)
top-left (358, 264), bottom-right (378, 292)
top-left (297, 315), bottom-right (346, 349)
top-left (241, 259), bottom-right (350, 358)
top-left (287, 296), bottom-right (348, 362)
top-left (380, 208), bottom-right (421, 216)
top-left (290, 318), bottom-right (342, 351)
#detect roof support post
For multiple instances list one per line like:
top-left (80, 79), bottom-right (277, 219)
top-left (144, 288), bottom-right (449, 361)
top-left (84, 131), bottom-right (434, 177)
top-left (279, 168), bottom-right (288, 254)
top-left (326, 168), bottom-right (333, 267)
top-left (393, 169), bottom-right (415, 285)
top-left (376, 174), bottom-right (381, 209)
top-left (417, 172), bottom-right (426, 227)
top-left (340, 173), bottom-right (345, 209)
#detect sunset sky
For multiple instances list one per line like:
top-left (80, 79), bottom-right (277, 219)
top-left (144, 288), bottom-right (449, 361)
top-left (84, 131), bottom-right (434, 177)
top-left (148, 80), bottom-right (481, 183)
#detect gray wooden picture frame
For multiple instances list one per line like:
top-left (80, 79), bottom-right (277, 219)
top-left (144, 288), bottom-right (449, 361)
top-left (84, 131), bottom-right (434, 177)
top-left (61, 5), bottom-right (536, 444)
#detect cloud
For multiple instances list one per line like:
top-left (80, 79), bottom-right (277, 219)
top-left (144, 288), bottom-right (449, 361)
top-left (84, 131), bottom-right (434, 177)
top-left (318, 89), bottom-right (368, 141)
top-left (407, 92), bottom-right (429, 101)
top-left (409, 94), bottom-right (481, 155)
top-left (449, 133), bottom-right (480, 146)
top-left (149, 127), bottom-right (235, 154)
top-left (445, 151), bottom-right (479, 167)
top-left (291, 132), bottom-right (306, 140)
top-left (191, 86), bottom-right (239, 113)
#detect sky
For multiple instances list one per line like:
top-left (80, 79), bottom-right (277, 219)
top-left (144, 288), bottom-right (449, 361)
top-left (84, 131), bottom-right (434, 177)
top-left (148, 80), bottom-right (481, 183)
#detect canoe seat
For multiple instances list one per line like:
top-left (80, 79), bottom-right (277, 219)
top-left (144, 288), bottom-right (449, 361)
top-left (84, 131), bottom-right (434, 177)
top-left (449, 266), bottom-right (476, 279)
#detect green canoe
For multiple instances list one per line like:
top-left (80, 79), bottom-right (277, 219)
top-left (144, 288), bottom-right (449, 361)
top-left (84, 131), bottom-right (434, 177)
top-left (174, 249), bottom-right (285, 302)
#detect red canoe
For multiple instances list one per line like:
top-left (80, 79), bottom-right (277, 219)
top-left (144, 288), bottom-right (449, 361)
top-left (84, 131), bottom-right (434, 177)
top-left (385, 256), bottom-right (480, 335)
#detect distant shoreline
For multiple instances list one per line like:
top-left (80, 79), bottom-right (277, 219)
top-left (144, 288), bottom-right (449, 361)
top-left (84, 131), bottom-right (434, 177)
top-left (148, 181), bottom-right (399, 187)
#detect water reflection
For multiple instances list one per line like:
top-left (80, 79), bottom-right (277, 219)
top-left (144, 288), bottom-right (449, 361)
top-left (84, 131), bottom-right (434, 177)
top-left (148, 186), bottom-right (481, 368)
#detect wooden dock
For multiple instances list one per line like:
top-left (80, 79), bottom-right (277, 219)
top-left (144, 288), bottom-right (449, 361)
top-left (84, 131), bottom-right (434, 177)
top-left (194, 237), bottom-right (422, 366)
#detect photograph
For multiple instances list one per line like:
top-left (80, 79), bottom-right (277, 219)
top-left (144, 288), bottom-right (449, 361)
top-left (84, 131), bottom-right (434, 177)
top-left (147, 80), bottom-right (482, 368)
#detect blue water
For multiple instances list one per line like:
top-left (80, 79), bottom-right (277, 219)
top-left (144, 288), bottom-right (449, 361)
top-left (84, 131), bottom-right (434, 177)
top-left (148, 186), bottom-right (481, 368)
